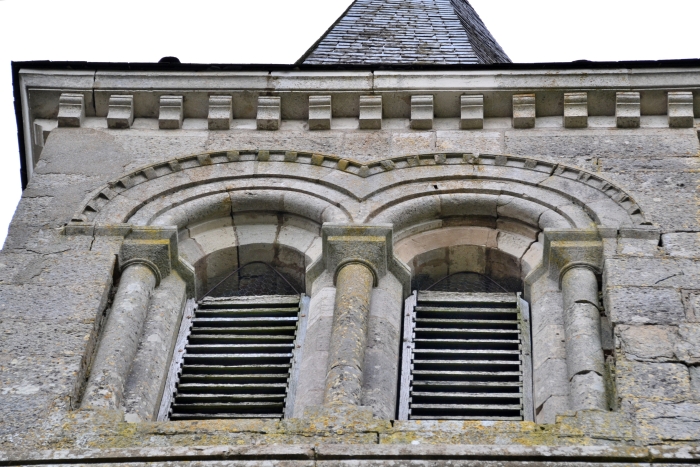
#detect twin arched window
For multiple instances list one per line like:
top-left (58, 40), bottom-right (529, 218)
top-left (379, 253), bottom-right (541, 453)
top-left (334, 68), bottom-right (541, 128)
top-left (159, 265), bottom-right (532, 422)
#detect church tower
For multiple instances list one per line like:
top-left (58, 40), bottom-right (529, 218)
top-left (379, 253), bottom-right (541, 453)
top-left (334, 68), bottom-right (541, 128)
top-left (3, 0), bottom-right (700, 464)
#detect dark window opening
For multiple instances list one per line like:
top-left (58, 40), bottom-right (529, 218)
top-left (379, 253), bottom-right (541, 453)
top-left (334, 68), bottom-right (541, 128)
top-left (159, 263), bottom-right (309, 421)
top-left (398, 272), bottom-right (532, 421)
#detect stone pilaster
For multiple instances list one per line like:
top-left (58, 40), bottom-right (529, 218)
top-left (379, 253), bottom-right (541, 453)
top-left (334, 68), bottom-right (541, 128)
top-left (561, 265), bottom-right (607, 411)
top-left (320, 224), bottom-right (393, 409)
top-left (82, 237), bottom-right (173, 410)
top-left (324, 262), bottom-right (375, 406)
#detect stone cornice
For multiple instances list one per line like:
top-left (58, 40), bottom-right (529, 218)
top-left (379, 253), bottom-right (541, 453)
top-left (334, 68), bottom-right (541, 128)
top-left (18, 66), bottom-right (700, 186)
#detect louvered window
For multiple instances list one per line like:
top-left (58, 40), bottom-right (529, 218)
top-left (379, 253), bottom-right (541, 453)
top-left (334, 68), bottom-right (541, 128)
top-left (158, 294), bottom-right (309, 420)
top-left (398, 290), bottom-right (532, 421)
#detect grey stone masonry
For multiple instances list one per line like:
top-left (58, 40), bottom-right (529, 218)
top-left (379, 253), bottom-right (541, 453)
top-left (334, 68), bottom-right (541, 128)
top-left (5, 61), bottom-right (700, 461)
top-left (300, 0), bottom-right (510, 65)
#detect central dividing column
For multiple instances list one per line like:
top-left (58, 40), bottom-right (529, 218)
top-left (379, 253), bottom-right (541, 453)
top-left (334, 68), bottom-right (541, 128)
top-left (323, 262), bottom-right (375, 406)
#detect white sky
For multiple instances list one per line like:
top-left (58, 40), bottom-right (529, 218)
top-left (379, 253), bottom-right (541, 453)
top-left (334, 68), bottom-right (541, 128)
top-left (0, 0), bottom-right (698, 248)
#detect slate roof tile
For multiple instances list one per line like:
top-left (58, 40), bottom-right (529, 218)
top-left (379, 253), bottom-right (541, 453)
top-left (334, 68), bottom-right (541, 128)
top-left (300, 0), bottom-right (509, 65)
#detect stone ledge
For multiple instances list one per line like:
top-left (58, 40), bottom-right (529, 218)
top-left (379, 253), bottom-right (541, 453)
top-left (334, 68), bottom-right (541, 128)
top-left (4, 443), bottom-right (699, 465)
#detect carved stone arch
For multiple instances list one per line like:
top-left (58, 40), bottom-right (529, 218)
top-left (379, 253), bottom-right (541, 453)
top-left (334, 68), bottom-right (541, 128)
top-left (64, 148), bottom-right (642, 426)
top-left (71, 149), bottom-right (646, 229)
top-left (68, 147), bottom-right (644, 305)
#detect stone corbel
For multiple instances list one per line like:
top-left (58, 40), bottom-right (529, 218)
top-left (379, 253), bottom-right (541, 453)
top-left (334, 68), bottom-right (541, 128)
top-left (57, 93), bottom-right (85, 127)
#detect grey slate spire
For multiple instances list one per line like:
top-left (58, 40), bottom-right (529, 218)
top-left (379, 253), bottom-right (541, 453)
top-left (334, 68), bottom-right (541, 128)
top-left (299, 0), bottom-right (511, 65)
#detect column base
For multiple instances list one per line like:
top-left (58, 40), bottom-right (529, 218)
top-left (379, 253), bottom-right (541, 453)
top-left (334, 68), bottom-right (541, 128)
top-left (302, 404), bottom-right (375, 423)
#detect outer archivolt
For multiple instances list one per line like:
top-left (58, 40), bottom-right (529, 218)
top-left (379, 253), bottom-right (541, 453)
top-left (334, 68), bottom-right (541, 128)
top-left (71, 149), bottom-right (647, 228)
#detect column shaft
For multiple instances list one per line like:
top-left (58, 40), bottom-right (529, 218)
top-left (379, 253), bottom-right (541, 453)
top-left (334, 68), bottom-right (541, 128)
top-left (323, 263), bottom-right (374, 406)
top-left (561, 267), bottom-right (607, 411)
top-left (82, 264), bottom-right (157, 409)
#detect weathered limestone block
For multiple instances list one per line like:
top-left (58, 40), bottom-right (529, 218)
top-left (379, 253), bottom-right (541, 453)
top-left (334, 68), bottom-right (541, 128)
top-left (675, 324), bottom-right (700, 364)
top-left (662, 232), bottom-right (700, 258)
top-left (533, 325), bottom-right (566, 370)
top-left (257, 96), bottom-right (281, 130)
top-left (634, 400), bottom-right (700, 442)
top-left (410, 95), bottom-right (433, 130)
top-left (504, 128), bottom-right (699, 158)
top-left (667, 91), bottom-right (695, 128)
top-left (564, 92), bottom-right (588, 128)
top-left (309, 95), bottom-right (332, 130)
top-left (324, 262), bottom-right (374, 406)
top-left (617, 360), bottom-right (691, 401)
top-left (617, 325), bottom-right (677, 362)
top-left (57, 93), bottom-right (85, 128)
top-left (158, 95), bottom-right (183, 130)
top-left (82, 264), bottom-right (158, 409)
top-left (684, 291), bottom-right (700, 324)
top-left (533, 357), bottom-right (569, 412)
top-left (460, 94), bottom-right (484, 129)
top-left (207, 95), bottom-right (232, 130)
top-left (512, 94), bottom-right (535, 129)
top-left (604, 257), bottom-right (700, 289)
top-left (107, 95), bottom-right (134, 129)
top-left (616, 92), bottom-right (640, 128)
top-left (359, 95), bottom-right (382, 129)
top-left (604, 286), bottom-right (686, 325)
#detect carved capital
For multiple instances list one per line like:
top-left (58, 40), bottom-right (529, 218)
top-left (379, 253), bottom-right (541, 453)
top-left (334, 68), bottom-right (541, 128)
top-left (539, 229), bottom-right (603, 287)
top-left (118, 227), bottom-right (178, 286)
top-left (322, 224), bottom-right (394, 287)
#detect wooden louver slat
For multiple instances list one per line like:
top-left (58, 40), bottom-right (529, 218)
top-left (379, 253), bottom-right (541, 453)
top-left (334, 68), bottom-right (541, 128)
top-left (160, 295), bottom-right (305, 421)
top-left (399, 291), bottom-right (532, 421)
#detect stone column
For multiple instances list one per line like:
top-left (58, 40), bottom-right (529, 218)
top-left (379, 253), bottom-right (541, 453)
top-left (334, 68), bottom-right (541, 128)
top-left (561, 266), bottom-right (607, 411)
top-left (323, 262), bottom-right (375, 406)
top-left (82, 262), bottom-right (159, 409)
